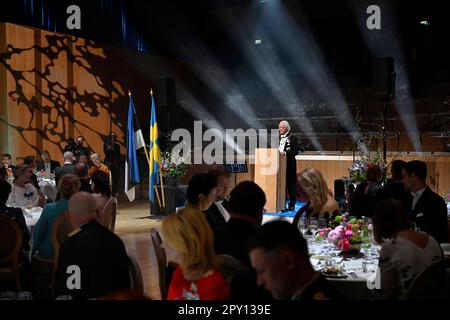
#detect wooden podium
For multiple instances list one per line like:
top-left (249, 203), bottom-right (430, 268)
top-left (254, 148), bottom-right (286, 213)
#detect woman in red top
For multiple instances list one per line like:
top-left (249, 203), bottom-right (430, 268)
top-left (161, 207), bottom-right (229, 300)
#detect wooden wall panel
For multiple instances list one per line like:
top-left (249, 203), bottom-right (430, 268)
top-left (4, 23), bottom-right (37, 157)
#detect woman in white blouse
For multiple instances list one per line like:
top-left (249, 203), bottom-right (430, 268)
top-left (6, 164), bottom-right (46, 208)
top-left (373, 199), bottom-right (443, 299)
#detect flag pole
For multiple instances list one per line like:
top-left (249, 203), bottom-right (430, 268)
top-left (129, 90), bottom-right (163, 210)
top-left (151, 89), bottom-right (166, 209)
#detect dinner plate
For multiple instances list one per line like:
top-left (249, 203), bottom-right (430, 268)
top-left (320, 269), bottom-right (348, 279)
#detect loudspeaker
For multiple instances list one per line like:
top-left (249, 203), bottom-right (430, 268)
top-left (334, 179), bottom-right (346, 202)
top-left (156, 77), bottom-right (176, 107)
top-left (372, 57), bottom-right (395, 99)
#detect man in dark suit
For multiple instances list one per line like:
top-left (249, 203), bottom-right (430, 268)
top-left (204, 167), bottom-right (231, 254)
top-left (55, 151), bottom-right (75, 185)
top-left (54, 192), bottom-right (130, 299)
top-left (219, 181), bottom-right (266, 268)
top-left (0, 153), bottom-right (14, 180)
top-left (278, 121), bottom-right (299, 211)
top-left (74, 161), bottom-right (92, 193)
top-left (377, 160), bottom-right (412, 216)
top-left (37, 151), bottom-right (61, 174)
top-left (402, 160), bottom-right (449, 243)
top-left (103, 132), bottom-right (121, 197)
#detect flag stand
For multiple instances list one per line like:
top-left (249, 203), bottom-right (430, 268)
top-left (151, 89), bottom-right (166, 211)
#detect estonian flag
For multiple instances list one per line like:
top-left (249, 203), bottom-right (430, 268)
top-left (125, 94), bottom-right (146, 202)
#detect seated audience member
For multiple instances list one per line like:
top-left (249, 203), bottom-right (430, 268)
top-left (373, 199), bottom-right (443, 299)
top-left (24, 155), bottom-right (40, 189)
top-left (204, 167), bottom-right (231, 253)
top-left (0, 153), bottom-right (15, 180)
top-left (55, 151), bottom-right (75, 185)
top-left (247, 221), bottom-right (340, 300)
top-left (7, 165), bottom-right (46, 208)
top-left (37, 150), bottom-right (61, 174)
top-left (0, 178), bottom-right (31, 253)
top-left (15, 156), bottom-right (25, 167)
top-left (32, 174), bottom-right (80, 259)
top-left (377, 160), bottom-right (412, 216)
top-left (162, 207), bottom-right (229, 300)
top-left (74, 161), bottom-right (92, 193)
top-left (296, 168), bottom-right (339, 218)
top-left (219, 181), bottom-right (266, 268)
top-left (54, 192), bottom-right (130, 299)
top-left (351, 165), bottom-right (383, 218)
top-left (90, 170), bottom-right (115, 224)
top-left (186, 173), bottom-right (217, 211)
top-left (402, 160), bottom-right (448, 243)
top-left (88, 153), bottom-right (111, 184)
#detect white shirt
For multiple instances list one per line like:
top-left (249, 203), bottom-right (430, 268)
top-left (412, 186), bottom-right (427, 210)
top-left (44, 162), bottom-right (51, 174)
top-left (279, 132), bottom-right (288, 153)
top-left (215, 200), bottom-right (230, 222)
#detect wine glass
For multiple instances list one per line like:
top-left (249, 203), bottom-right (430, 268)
top-left (309, 218), bottom-right (319, 236)
top-left (298, 217), bottom-right (309, 237)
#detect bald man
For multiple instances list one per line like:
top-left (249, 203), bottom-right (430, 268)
top-left (278, 121), bottom-right (299, 211)
top-left (54, 192), bottom-right (130, 299)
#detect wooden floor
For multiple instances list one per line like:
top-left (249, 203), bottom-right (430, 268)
top-left (115, 198), bottom-right (164, 300)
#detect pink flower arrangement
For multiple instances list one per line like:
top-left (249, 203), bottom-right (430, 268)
top-left (316, 215), bottom-right (371, 253)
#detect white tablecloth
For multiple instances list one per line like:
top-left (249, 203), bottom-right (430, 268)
top-left (308, 241), bottom-right (380, 299)
top-left (24, 207), bottom-right (43, 232)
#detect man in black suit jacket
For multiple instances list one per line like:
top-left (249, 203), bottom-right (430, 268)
top-left (377, 160), bottom-right (413, 216)
top-left (0, 153), bottom-right (14, 180)
top-left (402, 160), bottom-right (449, 243)
top-left (37, 151), bottom-right (61, 174)
top-left (218, 181), bottom-right (266, 268)
top-left (54, 192), bottom-right (130, 299)
top-left (278, 121), bottom-right (299, 211)
top-left (55, 152), bottom-right (75, 184)
top-left (204, 167), bottom-right (231, 254)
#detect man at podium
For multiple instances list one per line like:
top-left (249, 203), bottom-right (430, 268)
top-left (278, 120), bottom-right (299, 211)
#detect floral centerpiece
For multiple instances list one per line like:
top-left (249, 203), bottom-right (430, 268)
top-left (316, 214), bottom-right (372, 253)
top-left (160, 151), bottom-right (188, 178)
top-left (349, 149), bottom-right (387, 184)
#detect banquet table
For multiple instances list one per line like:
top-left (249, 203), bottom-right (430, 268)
top-left (308, 240), bottom-right (380, 300)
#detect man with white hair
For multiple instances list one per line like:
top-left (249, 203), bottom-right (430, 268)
top-left (278, 120), bottom-right (299, 211)
top-left (54, 192), bottom-right (130, 299)
top-left (55, 151), bottom-right (75, 183)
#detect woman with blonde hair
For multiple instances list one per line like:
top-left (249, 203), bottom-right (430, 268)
top-left (297, 168), bottom-right (339, 218)
top-left (161, 207), bottom-right (229, 300)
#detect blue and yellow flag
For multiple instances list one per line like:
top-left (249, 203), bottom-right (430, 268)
top-left (149, 91), bottom-right (161, 203)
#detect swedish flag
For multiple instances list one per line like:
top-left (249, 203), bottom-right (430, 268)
top-left (149, 91), bottom-right (160, 203)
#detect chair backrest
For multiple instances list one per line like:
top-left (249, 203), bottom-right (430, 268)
top-left (150, 228), bottom-right (168, 300)
top-left (51, 213), bottom-right (73, 265)
top-left (100, 197), bottom-right (117, 232)
top-left (407, 258), bottom-right (450, 300)
top-left (0, 214), bottom-right (23, 265)
top-left (216, 254), bottom-right (251, 285)
top-left (128, 255), bottom-right (144, 294)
